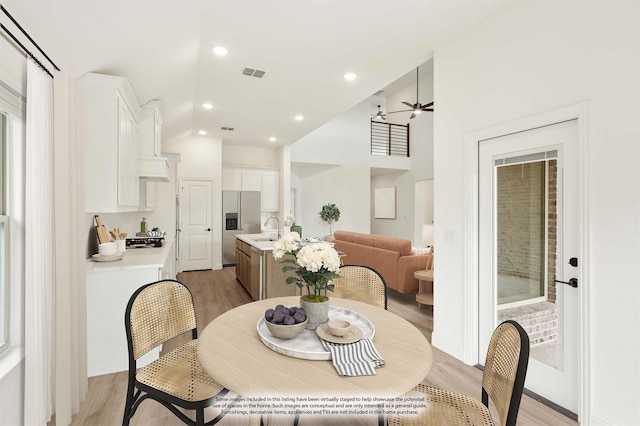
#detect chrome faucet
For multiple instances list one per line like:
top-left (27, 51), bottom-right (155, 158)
top-left (263, 215), bottom-right (281, 239)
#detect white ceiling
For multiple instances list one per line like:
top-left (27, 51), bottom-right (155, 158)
top-left (3, 1), bottom-right (510, 148)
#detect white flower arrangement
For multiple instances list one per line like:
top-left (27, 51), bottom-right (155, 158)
top-left (272, 231), bottom-right (301, 258)
top-left (283, 214), bottom-right (295, 227)
top-left (272, 232), bottom-right (341, 301)
top-left (295, 243), bottom-right (341, 274)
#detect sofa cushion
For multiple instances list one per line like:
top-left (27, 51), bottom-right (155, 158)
top-left (372, 235), bottom-right (412, 256)
top-left (333, 230), bottom-right (430, 294)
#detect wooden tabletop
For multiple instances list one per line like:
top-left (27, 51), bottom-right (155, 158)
top-left (198, 296), bottom-right (432, 399)
top-left (414, 269), bottom-right (434, 281)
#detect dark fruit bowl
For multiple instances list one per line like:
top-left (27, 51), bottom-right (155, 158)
top-left (265, 318), bottom-right (308, 339)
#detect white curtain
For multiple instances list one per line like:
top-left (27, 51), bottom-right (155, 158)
top-left (53, 69), bottom-right (87, 425)
top-left (24, 58), bottom-right (54, 425)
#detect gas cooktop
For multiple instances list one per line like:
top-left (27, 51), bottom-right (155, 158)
top-left (125, 237), bottom-right (165, 249)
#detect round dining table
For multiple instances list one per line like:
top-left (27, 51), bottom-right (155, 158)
top-left (197, 296), bottom-right (432, 400)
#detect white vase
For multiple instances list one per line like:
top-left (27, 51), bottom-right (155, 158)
top-left (300, 296), bottom-right (329, 330)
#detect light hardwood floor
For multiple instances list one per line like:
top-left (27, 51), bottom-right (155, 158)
top-left (57, 268), bottom-right (578, 425)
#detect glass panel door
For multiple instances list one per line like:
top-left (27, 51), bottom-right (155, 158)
top-left (496, 159), bottom-right (552, 308)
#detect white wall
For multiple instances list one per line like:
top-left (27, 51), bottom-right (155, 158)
top-left (387, 64), bottom-right (435, 182)
top-left (164, 135), bottom-right (223, 268)
top-left (291, 96), bottom-right (434, 241)
top-left (414, 179), bottom-right (434, 245)
top-left (370, 172), bottom-right (415, 241)
top-left (433, 1), bottom-right (640, 424)
top-left (291, 100), bottom-right (371, 166)
top-left (291, 164), bottom-right (370, 238)
top-left (222, 144), bottom-right (280, 168)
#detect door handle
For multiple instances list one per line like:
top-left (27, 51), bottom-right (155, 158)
top-left (205, 228), bottom-right (211, 232)
top-left (554, 278), bottom-right (578, 288)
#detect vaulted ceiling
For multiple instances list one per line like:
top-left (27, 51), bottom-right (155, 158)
top-left (4, 1), bottom-right (510, 148)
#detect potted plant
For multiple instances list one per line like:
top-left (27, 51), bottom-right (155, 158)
top-left (319, 203), bottom-right (341, 241)
top-left (272, 232), bottom-right (341, 330)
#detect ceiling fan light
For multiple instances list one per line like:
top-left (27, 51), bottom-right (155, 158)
top-left (414, 108), bottom-right (422, 115)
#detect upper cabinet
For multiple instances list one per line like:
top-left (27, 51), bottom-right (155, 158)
top-left (139, 101), bottom-right (170, 182)
top-left (79, 73), bottom-right (142, 213)
top-left (139, 101), bottom-right (162, 157)
top-left (222, 167), bottom-right (280, 211)
top-left (222, 168), bottom-right (263, 192)
top-left (261, 170), bottom-right (280, 211)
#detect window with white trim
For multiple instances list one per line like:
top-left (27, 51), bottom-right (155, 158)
top-left (0, 113), bottom-right (7, 354)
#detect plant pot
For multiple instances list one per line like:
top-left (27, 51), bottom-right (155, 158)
top-left (291, 224), bottom-right (302, 238)
top-left (300, 296), bottom-right (329, 330)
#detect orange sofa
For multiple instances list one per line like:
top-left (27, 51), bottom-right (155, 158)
top-left (333, 230), bottom-right (431, 294)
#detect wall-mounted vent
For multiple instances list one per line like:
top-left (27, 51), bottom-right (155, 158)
top-left (373, 89), bottom-right (385, 96)
top-left (242, 67), bottom-right (266, 78)
top-left (221, 127), bottom-right (235, 131)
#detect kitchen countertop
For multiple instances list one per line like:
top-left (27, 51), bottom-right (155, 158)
top-left (86, 237), bottom-right (175, 272)
top-left (235, 233), bottom-right (279, 252)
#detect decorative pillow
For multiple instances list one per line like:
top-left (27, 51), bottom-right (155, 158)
top-left (412, 246), bottom-right (432, 255)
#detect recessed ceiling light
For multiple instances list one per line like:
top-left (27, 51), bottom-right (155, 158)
top-left (202, 103), bottom-right (213, 110)
top-left (344, 72), bottom-right (357, 81)
top-left (198, 130), bottom-right (207, 135)
top-left (212, 46), bottom-right (228, 56)
top-left (294, 115), bottom-right (304, 121)
top-left (269, 137), bottom-right (277, 142)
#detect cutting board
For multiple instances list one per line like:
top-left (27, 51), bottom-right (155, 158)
top-left (94, 215), bottom-right (110, 244)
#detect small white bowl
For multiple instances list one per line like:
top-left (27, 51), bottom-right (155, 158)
top-left (327, 319), bottom-right (351, 337)
top-left (98, 242), bottom-right (117, 256)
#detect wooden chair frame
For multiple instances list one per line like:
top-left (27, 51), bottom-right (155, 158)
top-left (123, 279), bottom-right (232, 426)
top-left (333, 264), bottom-right (388, 310)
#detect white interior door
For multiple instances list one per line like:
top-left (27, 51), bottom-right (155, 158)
top-left (179, 179), bottom-right (213, 271)
top-left (478, 120), bottom-right (580, 414)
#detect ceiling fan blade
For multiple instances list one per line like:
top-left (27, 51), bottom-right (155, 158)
top-left (387, 109), bottom-right (412, 114)
top-left (409, 112), bottom-right (416, 119)
top-left (401, 101), bottom-right (415, 108)
top-left (421, 101), bottom-right (434, 108)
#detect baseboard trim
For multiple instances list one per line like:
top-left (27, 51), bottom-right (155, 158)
top-left (522, 388), bottom-right (578, 421)
top-left (474, 364), bottom-right (578, 422)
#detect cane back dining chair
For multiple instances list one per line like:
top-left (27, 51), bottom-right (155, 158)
top-left (388, 320), bottom-right (530, 426)
top-left (123, 279), bottom-right (232, 426)
top-left (331, 264), bottom-right (388, 309)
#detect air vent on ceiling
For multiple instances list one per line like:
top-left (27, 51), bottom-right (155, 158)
top-left (242, 67), bottom-right (266, 78)
top-left (373, 89), bottom-right (385, 96)
top-left (221, 127), bottom-right (235, 131)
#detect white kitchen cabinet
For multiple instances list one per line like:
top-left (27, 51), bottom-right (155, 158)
top-left (222, 168), bottom-right (242, 191)
top-left (241, 170), bottom-right (262, 191)
top-left (86, 238), bottom-right (176, 376)
top-left (80, 73), bottom-right (141, 213)
top-left (222, 168), bottom-right (264, 191)
top-left (262, 170), bottom-right (280, 211)
top-left (139, 101), bottom-right (162, 157)
top-left (117, 95), bottom-right (140, 206)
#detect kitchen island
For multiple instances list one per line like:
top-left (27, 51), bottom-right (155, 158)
top-left (234, 233), bottom-right (298, 301)
top-left (85, 238), bottom-right (176, 376)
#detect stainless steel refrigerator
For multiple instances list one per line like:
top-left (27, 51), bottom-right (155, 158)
top-left (222, 191), bottom-right (261, 265)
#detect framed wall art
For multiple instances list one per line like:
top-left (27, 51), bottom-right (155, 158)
top-left (374, 186), bottom-right (396, 219)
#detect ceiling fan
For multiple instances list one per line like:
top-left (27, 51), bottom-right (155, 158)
top-left (371, 105), bottom-right (387, 121)
top-left (389, 67), bottom-right (434, 119)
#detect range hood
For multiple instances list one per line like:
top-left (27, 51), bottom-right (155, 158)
top-left (139, 156), bottom-right (170, 182)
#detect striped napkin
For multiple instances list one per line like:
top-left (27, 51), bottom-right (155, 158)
top-left (321, 338), bottom-right (385, 376)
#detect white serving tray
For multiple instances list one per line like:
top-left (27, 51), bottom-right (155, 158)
top-left (257, 305), bottom-right (375, 360)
